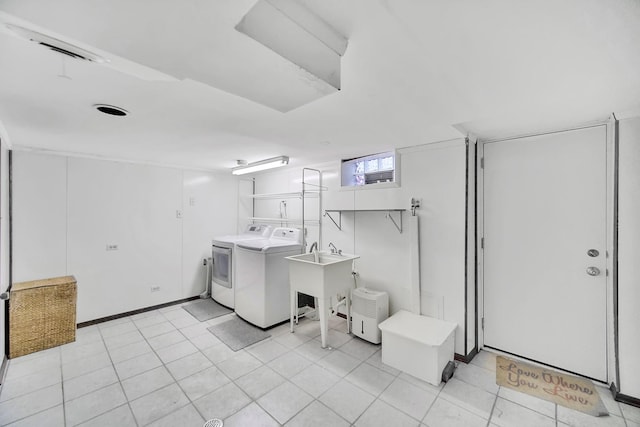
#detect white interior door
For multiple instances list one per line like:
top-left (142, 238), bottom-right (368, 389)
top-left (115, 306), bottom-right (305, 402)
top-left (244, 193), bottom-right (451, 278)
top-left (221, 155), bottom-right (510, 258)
top-left (483, 126), bottom-right (608, 381)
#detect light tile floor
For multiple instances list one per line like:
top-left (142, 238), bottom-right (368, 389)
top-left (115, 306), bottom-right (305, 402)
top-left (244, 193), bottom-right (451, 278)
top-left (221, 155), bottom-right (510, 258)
top-left (0, 302), bottom-right (639, 426)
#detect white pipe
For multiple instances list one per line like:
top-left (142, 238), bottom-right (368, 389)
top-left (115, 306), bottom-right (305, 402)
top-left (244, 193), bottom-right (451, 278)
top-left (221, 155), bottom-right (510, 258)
top-left (331, 296), bottom-right (347, 315)
top-left (409, 215), bottom-right (421, 314)
top-left (199, 257), bottom-right (212, 299)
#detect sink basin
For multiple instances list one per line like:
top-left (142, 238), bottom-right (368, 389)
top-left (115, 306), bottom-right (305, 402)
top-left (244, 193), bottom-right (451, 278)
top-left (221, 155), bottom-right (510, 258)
top-left (286, 252), bottom-right (359, 298)
top-left (286, 251), bottom-right (360, 348)
top-left (286, 252), bottom-right (359, 266)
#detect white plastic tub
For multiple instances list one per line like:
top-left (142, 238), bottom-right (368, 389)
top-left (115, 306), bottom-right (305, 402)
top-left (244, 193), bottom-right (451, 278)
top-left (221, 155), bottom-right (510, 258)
top-left (378, 310), bottom-right (457, 386)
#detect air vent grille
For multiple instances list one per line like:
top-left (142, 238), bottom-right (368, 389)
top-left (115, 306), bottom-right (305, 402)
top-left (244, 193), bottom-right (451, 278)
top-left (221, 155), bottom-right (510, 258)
top-left (5, 23), bottom-right (107, 63)
top-left (38, 42), bottom-right (88, 61)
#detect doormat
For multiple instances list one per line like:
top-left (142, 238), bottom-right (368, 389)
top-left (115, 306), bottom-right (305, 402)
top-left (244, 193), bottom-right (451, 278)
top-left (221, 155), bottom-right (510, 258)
top-left (496, 356), bottom-right (608, 417)
top-left (207, 317), bottom-right (270, 351)
top-left (182, 299), bottom-right (232, 322)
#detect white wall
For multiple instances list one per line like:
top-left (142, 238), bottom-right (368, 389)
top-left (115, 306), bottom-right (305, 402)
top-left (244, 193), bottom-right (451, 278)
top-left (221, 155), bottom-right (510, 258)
top-left (12, 153), bottom-right (67, 281)
top-left (12, 152), bottom-right (238, 323)
top-left (182, 170), bottom-right (239, 297)
top-left (66, 158), bottom-right (183, 321)
top-left (252, 139), bottom-right (472, 356)
top-left (617, 116), bottom-right (640, 399)
top-left (399, 141), bottom-right (468, 353)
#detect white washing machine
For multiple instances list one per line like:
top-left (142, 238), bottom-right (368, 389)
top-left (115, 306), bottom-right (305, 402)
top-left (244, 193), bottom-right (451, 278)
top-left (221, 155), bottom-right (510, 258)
top-left (211, 224), bottom-right (272, 309)
top-left (235, 227), bottom-right (303, 328)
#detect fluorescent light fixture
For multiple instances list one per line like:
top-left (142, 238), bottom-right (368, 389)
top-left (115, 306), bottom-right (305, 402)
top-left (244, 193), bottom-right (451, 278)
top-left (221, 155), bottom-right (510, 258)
top-left (231, 156), bottom-right (289, 175)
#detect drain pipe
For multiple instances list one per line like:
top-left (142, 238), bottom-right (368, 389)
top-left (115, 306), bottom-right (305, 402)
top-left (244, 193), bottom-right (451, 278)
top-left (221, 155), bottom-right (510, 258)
top-left (199, 257), bottom-right (212, 299)
top-left (410, 197), bottom-right (421, 314)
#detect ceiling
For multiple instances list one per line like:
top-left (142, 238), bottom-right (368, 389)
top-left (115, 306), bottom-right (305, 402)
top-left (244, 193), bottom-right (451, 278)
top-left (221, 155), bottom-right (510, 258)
top-left (0, 0), bottom-right (639, 172)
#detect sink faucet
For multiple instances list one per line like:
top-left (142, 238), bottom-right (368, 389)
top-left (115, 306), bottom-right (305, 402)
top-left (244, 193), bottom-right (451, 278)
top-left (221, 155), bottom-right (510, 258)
top-left (309, 241), bottom-right (319, 262)
top-left (328, 242), bottom-right (342, 255)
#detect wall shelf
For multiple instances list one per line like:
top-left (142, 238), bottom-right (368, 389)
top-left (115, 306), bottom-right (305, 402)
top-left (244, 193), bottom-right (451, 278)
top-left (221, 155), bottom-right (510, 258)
top-left (247, 191), bottom-right (321, 200)
top-left (250, 168), bottom-right (323, 250)
top-left (247, 217), bottom-right (320, 226)
top-left (324, 209), bottom-right (406, 233)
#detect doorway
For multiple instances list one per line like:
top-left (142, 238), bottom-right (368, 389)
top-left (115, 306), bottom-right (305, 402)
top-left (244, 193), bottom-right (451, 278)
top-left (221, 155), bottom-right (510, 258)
top-left (482, 125), bottom-right (610, 382)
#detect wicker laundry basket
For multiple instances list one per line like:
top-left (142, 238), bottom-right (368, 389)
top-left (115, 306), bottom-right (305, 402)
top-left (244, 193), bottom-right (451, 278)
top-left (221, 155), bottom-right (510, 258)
top-left (9, 275), bottom-right (77, 358)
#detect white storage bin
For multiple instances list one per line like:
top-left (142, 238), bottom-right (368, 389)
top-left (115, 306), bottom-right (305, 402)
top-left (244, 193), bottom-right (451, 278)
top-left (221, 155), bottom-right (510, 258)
top-left (378, 310), bottom-right (457, 386)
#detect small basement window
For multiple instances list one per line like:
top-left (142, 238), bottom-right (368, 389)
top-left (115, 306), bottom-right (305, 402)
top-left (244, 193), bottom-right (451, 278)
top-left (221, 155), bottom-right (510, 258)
top-left (341, 151), bottom-right (399, 188)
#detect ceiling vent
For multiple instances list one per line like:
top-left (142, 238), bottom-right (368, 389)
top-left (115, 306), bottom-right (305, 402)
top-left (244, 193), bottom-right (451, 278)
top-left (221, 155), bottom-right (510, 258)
top-left (5, 23), bottom-right (107, 63)
top-left (93, 104), bottom-right (128, 116)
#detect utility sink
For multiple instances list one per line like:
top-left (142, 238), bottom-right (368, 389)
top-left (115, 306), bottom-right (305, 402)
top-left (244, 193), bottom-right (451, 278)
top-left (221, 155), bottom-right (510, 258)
top-left (286, 252), bottom-right (359, 298)
top-left (286, 252), bottom-right (359, 266)
top-left (286, 251), bottom-right (360, 348)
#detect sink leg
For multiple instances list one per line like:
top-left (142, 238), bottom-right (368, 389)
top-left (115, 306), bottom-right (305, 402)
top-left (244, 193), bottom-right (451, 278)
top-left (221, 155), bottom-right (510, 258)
top-left (318, 298), bottom-right (328, 348)
top-left (290, 290), bottom-right (296, 333)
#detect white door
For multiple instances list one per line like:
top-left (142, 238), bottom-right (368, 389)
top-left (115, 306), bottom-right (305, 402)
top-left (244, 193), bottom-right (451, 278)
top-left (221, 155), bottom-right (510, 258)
top-left (483, 125), bottom-right (608, 381)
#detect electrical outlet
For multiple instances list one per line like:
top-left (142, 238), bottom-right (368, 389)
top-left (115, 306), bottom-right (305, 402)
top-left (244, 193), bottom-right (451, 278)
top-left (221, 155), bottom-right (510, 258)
top-left (150, 286), bottom-right (160, 292)
top-left (176, 210), bottom-right (183, 219)
top-left (106, 244), bottom-right (118, 251)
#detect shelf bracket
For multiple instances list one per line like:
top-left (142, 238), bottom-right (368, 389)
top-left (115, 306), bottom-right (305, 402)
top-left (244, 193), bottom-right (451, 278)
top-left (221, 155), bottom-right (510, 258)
top-left (324, 211), bottom-right (342, 230)
top-left (385, 210), bottom-right (403, 233)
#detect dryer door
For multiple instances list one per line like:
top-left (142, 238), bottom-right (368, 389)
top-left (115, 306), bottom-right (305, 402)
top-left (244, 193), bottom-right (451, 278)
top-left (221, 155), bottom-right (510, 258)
top-left (212, 245), bottom-right (232, 288)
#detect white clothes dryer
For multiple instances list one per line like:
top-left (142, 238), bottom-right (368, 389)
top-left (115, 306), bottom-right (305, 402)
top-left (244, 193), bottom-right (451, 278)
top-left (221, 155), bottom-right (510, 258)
top-left (235, 227), bottom-right (303, 328)
top-left (211, 224), bottom-right (272, 309)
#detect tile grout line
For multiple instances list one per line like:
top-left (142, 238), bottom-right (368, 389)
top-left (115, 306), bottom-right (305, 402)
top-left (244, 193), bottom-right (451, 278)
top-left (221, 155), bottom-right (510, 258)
top-left (421, 377), bottom-right (445, 424)
top-left (315, 345), bottom-right (370, 426)
top-left (5, 313), bottom-right (524, 427)
top-left (485, 385), bottom-right (500, 427)
top-left (3, 310), bottom-right (179, 426)
top-left (225, 326), bottom-right (341, 424)
top-left (0, 371), bottom-right (64, 426)
top-left (225, 321), bottom-right (410, 426)
top-left (145, 309), bottom-right (274, 424)
top-left (101, 320), bottom-right (142, 427)
top-left (217, 320), bottom-right (365, 425)
top-left (70, 320), bottom-right (140, 427)
top-left (135, 308), bottom-right (207, 425)
top-left (5, 328), bottom-right (112, 426)
top-left (64, 311), bottom-right (190, 426)
top-left (60, 347), bottom-right (68, 427)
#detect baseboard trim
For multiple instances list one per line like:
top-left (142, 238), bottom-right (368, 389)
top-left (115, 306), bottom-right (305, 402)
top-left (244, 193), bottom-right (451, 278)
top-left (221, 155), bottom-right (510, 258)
top-left (610, 382), bottom-right (640, 408)
top-left (77, 296), bottom-right (199, 328)
top-left (455, 347), bottom-right (479, 364)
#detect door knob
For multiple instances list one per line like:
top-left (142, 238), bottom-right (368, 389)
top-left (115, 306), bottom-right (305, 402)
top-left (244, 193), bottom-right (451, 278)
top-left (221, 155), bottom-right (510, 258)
top-left (586, 267), bottom-right (600, 276)
top-left (587, 249), bottom-right (600, 257)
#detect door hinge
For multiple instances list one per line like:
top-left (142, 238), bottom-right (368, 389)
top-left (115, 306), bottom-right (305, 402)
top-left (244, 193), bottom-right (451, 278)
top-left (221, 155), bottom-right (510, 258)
top-left (481, 237), bottom-right (484, 249)
top-left (480, 157), bottom-right (484, 169)
top-left (481, 317), bottom-right (485, 330)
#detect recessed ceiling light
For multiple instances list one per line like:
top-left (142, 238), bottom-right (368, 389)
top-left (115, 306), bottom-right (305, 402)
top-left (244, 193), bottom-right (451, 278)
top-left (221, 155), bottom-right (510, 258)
top-left (93, 104), bottom-right (128, 117)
